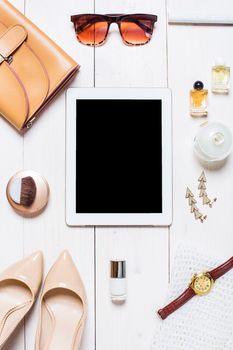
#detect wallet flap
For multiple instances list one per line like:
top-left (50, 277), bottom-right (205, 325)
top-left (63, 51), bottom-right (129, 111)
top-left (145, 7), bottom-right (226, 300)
top-left (0, 0), bottom-right (79, 132)
top-left (12, 42), bottom-right (50, 125)
top-left (0, 24), bottom-right (27, 63)
top-left (0, 0), bottom-right (78, 94)
top-left (0, 62), bottom-right (28, 130)
top-left (0, 22), bottom-right (50, 130)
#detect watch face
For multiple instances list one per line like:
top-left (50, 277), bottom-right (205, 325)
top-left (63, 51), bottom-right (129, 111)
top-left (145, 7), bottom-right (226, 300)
top-left (191, 273), bottom-right (214, 296)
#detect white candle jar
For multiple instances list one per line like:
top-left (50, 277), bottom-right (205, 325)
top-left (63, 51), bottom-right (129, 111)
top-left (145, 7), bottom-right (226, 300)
top-left (194, 122), bottom-right (232, 169)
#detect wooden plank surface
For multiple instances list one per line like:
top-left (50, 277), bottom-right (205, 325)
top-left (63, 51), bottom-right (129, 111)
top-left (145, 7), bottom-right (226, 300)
top-left (168, 0), bottom-right (233, 263)
top-left (23, 1), bottom-right (95, 349)
top-left (0, 2), bottom-right (25, 350)
top-left (0, 0), bottom-right (233, 349)
top-left (96, 228), bottom-right (168, 350)
top-left (95, 0), bottom-right (168, 87)
top-left (94, 0), bottom-right (169, 349)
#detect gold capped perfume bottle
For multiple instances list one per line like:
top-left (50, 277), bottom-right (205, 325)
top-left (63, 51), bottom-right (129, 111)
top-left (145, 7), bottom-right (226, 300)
top-left (212, 59), bottom-right (230, 94)
top-left (190, 81), bottom-right (208, 117)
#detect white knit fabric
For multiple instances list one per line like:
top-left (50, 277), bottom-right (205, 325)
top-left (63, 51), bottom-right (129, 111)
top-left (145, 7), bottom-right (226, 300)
top-left (151, 246), bottom-right (233, 350)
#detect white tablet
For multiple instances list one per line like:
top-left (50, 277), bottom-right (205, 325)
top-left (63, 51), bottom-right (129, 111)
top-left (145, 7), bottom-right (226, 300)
top-left (66, 88), bottom-right (172, 226)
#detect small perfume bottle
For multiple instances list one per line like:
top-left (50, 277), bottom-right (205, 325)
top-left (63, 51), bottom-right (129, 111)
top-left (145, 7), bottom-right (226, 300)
top-left (212, 59), bottom-right (230, 94)
top-left (110, 260), bottom-right (127, 303)
top-left (190, 81), bottom-right (208, 117)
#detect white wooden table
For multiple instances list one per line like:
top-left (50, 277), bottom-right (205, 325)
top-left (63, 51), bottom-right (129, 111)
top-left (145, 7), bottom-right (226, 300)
top-left (1, 0), bottom-right (233, 349)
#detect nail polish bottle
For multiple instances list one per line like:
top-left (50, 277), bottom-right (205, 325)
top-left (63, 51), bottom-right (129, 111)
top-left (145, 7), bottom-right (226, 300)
top-left (110, 260), bottom-right (127, 303)
top-left (212, 58), bottom-right (230, 94)
top-left (190, 81), bottom-right (208, 117)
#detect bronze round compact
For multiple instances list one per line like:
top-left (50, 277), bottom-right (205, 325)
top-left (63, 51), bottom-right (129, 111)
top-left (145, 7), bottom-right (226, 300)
top-left (6, 170), bottom-right (50, 217)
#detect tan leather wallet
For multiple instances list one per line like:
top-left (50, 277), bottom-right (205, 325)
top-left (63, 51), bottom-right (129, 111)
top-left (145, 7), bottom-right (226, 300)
top-left (0, 0), bottom-right (80, 133)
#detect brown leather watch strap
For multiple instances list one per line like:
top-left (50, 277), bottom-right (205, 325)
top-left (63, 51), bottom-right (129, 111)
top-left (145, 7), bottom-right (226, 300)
top-left (209, 256), bottom-right (233, 281)
top-left (158, 287), bottom-right (196, 320)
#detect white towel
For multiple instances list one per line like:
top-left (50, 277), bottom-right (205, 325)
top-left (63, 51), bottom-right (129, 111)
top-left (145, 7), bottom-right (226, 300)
top-left (152, 246), bottom-right (233, 350)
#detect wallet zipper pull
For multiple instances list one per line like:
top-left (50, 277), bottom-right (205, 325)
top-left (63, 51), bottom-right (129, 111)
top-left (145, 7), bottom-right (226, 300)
top-left (5, 55), bottom-right (13, 64)
top-left (1, 55), bottom-right (13, 64)
top-left (26, 117), bottom-right (36, 129)
top-left (0, 54), bottom-right (13, 64)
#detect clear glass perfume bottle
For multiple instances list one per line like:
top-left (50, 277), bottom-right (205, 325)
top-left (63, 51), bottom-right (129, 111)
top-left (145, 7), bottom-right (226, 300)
top-left (190, 81), bottom-right (208, 117)
top-left (212, 59), bottom-right (230, 94)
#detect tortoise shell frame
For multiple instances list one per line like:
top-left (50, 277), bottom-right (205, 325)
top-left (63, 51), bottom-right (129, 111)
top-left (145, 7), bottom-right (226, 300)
top-left (71, 14), bottom-right (158, 46)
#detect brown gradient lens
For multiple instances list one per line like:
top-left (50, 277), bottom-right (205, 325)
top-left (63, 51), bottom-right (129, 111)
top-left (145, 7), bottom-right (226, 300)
top-left (72, 14), bottom-right (157, 46)
top-left (76, 21), bottom-right (109, 46)
top-left (120, 20), bottom-right (154, 45)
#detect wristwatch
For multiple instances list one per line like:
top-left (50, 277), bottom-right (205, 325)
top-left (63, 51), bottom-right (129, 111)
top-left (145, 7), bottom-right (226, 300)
top-left (158, 256), bottom-right (233, 320)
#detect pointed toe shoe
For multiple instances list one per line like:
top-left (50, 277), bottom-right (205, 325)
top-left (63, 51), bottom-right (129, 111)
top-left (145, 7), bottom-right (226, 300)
top-left (35, 250), bottom-right (87, 350)
top-left (0, 251), bottom-right (43, 348)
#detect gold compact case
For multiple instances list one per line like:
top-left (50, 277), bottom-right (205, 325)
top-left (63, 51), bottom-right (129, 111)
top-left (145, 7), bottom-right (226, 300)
top-left (190, 272), bottom-right (214, 296)
top-left (6, 170), bottom-right (50, 217)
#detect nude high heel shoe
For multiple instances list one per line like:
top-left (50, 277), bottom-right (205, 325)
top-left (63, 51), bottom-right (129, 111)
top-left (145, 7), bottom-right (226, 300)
top-left (0, 251), bottom-right (43, 349)
top-left (35, 250), bottom-right (87, 350)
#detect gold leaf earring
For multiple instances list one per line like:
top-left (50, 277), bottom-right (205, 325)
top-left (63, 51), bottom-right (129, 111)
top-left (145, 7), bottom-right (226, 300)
top-left (186, 187), bottom-right (207, 223)
top-left (198, 171), bottom-right (217, 208)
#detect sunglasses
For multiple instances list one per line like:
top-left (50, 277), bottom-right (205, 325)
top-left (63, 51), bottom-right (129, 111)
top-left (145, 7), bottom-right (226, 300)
top-left (71, 14), bottom-right (158, 46)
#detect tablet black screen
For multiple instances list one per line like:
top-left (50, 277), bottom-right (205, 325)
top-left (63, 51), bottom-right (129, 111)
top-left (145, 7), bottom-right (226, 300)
top-left (76, 99), bottom-right (162, 214)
